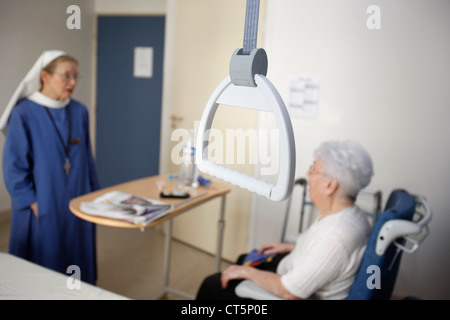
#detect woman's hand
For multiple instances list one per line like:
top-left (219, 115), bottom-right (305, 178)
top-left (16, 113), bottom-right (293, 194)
top-left (30, 202), bottom-right (39, 218)
top-left (220, 265), bottom-right (251, 289)
top-left (258, 242), bottom-right (295, 255)
top-left (220, 263), bottom-right (301, 300)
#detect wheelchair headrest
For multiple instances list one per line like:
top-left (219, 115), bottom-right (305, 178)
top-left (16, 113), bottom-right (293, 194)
top-left (375, 190), bottom-right (432, 256)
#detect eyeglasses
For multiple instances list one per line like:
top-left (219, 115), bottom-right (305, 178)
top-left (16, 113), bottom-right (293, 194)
top-left (56, 73), bottom-right (79, 82)
top-left (308, 163), bottom-right (317, 175)
top-left (308, 162), bottom-right (326, 176)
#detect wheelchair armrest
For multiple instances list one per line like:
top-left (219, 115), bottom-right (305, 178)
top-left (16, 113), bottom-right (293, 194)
top-left (235, 280), bottom-right (282, 300)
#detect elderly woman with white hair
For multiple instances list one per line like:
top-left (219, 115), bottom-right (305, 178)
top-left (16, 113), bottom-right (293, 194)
top-left (196, 140), bottom-right (374, 300)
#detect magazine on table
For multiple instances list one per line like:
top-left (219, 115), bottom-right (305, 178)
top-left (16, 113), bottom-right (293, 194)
top-left (80, 191), bottom-right (172, 225)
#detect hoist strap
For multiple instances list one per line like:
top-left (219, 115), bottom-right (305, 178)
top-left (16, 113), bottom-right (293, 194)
top-left (243, 0), bottom-right (260, 55)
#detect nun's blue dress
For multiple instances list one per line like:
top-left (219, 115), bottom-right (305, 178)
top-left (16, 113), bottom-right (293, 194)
top-left (3, 98), bottom-right (100, 284)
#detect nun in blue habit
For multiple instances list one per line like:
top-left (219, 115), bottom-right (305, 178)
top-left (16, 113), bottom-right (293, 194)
top-left (0, 50), bottom-right (100, 284)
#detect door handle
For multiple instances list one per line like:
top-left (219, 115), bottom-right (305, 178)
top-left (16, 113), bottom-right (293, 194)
top-left (170, 115), bottom-right (183, 129)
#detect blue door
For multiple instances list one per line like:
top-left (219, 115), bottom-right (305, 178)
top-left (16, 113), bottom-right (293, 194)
top-left (96, 16), bottom-right (165, 188)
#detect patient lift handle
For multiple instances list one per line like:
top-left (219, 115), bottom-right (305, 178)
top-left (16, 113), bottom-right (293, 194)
top-left (196, 0), bottom-right (296, 201)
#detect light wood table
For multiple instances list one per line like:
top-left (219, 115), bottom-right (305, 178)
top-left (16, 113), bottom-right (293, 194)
top-left (69, 174), bottom-right (231, 299)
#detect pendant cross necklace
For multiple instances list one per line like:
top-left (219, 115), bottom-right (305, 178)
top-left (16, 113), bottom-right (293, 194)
top-left (44, 106), bottom-right (72, 176)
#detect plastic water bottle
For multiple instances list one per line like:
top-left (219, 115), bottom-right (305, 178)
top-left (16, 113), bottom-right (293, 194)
top-left (180, 129), bottom-right (198, 189)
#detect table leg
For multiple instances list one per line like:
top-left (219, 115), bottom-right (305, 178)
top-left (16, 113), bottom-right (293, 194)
top-left (154, 218), bottom-right (195, 300)
top-left (153, 219), bottom-right (172, 300)
top-left (154, 194), bottom-right (227, 300)
top-left (215, 195), bottom-right (227, 272)
top-left (162, 219), bottom-right (172, 292)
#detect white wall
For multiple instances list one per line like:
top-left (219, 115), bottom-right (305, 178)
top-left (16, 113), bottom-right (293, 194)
top-left (0, 0), bottom-right (95, 211)
top-left (250, 0), bottom-right (450, 299)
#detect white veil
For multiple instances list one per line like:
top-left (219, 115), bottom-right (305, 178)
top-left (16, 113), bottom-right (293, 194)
top-left (0, 50), bottom-right (67, 134)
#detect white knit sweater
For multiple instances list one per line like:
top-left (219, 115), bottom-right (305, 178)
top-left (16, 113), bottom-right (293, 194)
top-left (277, 205), bottom-right (371, 300)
